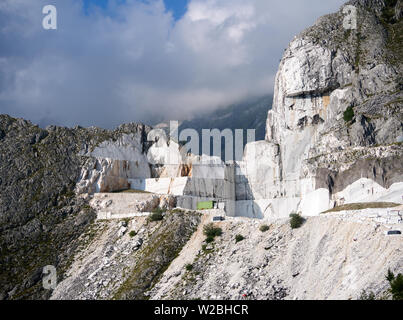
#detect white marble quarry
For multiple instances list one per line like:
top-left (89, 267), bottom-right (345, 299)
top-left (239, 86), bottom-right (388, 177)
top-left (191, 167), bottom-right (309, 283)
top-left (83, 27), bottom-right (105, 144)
top-left (235, 141), bottom-right (282, 200)
top-left (76, 157), bottom-right (151, 194)
top-left (129, 174), bottom-right (235, 201)
top-left (234, 197), bottom-right (301, 220)
top-left (334, 179), bottom-right (403, 205)
top-left (176, 196), bottom-right (236, 216)
top-left (184, 179), bottom-right (228, 199)
top-left (262, 36), bottom-right (356, 205)
top-left (129, 177), bottom-right (189, 196)
top-left (76, 133), bottom-right (153, 194)
top-left (176, 196), bottom-right (215, 211)
top-left (147, 136), bottom-right (183, 168)
top-left (327, 207), bottom-right (403, 226)
top-left (90, 134), bottom-right (151, 176)
top-left (298, 188), bottom-right (331, 216)
top-left (375, 183), bottom-right (403, 203)
top-left (281, 39), bottom-right (333, 97)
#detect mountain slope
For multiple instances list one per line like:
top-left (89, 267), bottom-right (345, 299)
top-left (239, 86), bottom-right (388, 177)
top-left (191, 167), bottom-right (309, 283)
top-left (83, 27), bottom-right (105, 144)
top-left (178, 95), bottom-right (272, 159)
top-left (180, 95), bottom-right (272, 142)
top-left (0, 115), bottom-right (151, 299)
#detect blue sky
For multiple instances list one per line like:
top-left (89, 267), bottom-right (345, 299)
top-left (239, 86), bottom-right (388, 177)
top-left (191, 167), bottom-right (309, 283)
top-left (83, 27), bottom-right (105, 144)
top-left (0, 0), bottom-right (346, 128)
top-left (82, 0), bottom-right (189, 20)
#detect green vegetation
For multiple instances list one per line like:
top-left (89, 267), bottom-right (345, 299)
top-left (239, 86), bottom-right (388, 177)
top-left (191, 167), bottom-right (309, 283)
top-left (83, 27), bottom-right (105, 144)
top-left (289, 213), bottom-right (305, 229)
top-left (343, 105), bottom-right (355, 122)
top-left (381, 0), bottom-right (398, 24)
top-left (203, 223), bottom-right (222, 238)
top-left (129, 230), bottom-right (137, 238)
top-left (359, 269), bottom-right (403, 300)
top-left (185, 264), bottom-right (193, 271)
top-left (148, 209), bottom-right (164, 222)
top-left (259, 225), bottom-right (270, 232)
top-left (235, 235), bottom-right (244, 243)
top-left (380, 0), bottom-right (402, 66)
top-left (387, 269), bottom-right (403, 300)
top-left (152, 207), bottom-right (165, 214)
top-left (323, 202), bottom-right (400, 213)
top-left (202, 223), bottom-right (222, 244)
top-left (113, 212), bottom-right (200, 300)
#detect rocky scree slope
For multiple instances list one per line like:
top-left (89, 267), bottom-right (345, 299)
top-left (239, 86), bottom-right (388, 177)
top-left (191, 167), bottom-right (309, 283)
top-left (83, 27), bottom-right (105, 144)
top-left (148, 216), bottom-right (402, 300)
top-left (0, 115), bottom-right (151, 299)
top-left (50, 210), bottom-right (200, 300)
top-left (51, 213), bottom-right (402, 300)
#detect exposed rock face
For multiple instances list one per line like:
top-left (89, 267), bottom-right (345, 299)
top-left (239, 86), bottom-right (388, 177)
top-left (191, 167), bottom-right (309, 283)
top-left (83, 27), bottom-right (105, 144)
top-left (50, 211), bottom-right (200, 300)
top-left (103, 214), bottom-right (401, 300)
top-left (237, 0), bottom-right (403, 217)
top-left (0, 115), bottom-right (152, 299)
top-left (76, 126), bottom-right (152, 194)
top-left (1, 0), bottom-right (402, 301)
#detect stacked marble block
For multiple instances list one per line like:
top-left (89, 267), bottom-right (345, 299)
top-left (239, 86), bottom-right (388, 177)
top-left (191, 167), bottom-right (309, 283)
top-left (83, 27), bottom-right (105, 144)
top-left (129, 163), bottom-right (237, 216)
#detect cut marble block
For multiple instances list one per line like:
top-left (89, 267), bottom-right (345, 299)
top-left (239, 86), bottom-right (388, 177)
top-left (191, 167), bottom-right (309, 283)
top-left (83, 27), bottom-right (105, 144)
top-left (298, 188), bottom-right (331, 216)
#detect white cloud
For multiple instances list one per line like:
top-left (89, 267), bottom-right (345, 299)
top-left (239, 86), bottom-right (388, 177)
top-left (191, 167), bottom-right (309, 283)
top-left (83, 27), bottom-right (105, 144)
top-left (0, 0), bottom-right (346, 128)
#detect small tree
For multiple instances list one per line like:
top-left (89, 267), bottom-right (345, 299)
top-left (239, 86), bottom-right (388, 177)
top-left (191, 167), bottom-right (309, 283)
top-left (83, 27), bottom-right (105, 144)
top-left (203, 223), bottom-right (222, 243)
top-left (290, 213), bottom-right (305, 229)
top-left (149, 210), bottom-right (163, 222)
top-left (259, 225), bottom-right (270, 232)
top-left (203, 223), bottom-right (222, 238)
top-left (129, 230), bottom-right (137, 237)
top-left (386, 269), bottom-right (395, 282)
top-left (235, 235), bottom-right (244, 243)
top-left (185, 264), bottom-right (193, 271)
top-left (343, 105), bottom-right (355, 122)
top-left (387, 269), bottom-right (403, 300)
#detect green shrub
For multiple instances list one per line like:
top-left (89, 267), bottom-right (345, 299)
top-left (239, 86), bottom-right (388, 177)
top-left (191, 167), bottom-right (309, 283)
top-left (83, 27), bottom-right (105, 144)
top-left (381, 0), bottom-right (398, 23)
top-left (203, 223), bottom-right (222, 238)
top-left (129, 230), bottom-right (137, 238)
top-left (343, 105), bottom-right (355, 122)
top-left (148, 211), bottom-right (163, 222)
top-left (259, 225), bottom-right (270, 232)
top-left (386, 269), bottom-right (403, 300)
top-left (235, 235), bottom-right (244, 243)
top-left (386, 269), bottom-right (395, 282)
top-left (290, 213), bottom-right (305, 229)
top-left (185, 264), bottom-right (193, 271)
top-left (205, 235), bottom-right (215, 243)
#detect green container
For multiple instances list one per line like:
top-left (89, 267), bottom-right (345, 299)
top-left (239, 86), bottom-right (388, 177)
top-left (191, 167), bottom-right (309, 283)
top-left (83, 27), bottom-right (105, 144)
top-left (197, 201), bottom-right (215, 210)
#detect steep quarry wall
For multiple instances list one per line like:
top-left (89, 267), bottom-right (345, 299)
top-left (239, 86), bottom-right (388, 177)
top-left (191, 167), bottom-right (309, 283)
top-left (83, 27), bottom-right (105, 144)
top-left (0, 116), bottom-right (153, 299)
top-left (234, 0), bottom-right (403, 219)
top-left (76, 133), bottom-right (152, 194)
top-left (69, 1), bottom-right (403, 221)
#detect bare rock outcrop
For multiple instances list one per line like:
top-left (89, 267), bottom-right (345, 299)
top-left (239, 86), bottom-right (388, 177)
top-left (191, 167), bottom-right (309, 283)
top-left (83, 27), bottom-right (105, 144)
top-left (237, 0), bottom-right (403, 217)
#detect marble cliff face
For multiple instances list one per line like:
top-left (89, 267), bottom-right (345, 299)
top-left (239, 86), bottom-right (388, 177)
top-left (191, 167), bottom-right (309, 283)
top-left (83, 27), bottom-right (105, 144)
top-left (73, 1), bottom-right (403, 219)
top-left (236, 0), bottom-right (403, 217)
